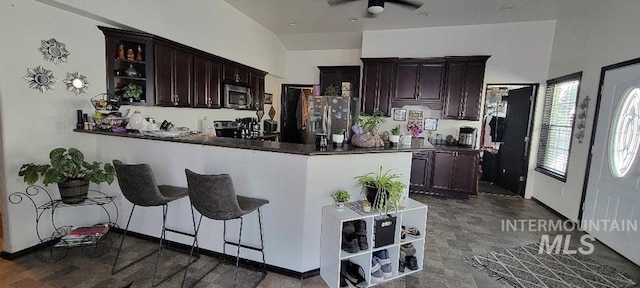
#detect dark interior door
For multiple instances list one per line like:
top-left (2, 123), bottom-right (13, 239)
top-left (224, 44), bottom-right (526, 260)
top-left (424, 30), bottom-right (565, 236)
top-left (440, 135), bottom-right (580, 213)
top-left (498, 86), bottom-right (534, 196)
top-left (280, 85), bottom-right (312, 144)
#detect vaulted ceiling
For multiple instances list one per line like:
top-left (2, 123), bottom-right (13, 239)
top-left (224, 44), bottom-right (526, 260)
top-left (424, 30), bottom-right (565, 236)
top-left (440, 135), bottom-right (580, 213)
top-left (223, 0), bottom-right (568, 50)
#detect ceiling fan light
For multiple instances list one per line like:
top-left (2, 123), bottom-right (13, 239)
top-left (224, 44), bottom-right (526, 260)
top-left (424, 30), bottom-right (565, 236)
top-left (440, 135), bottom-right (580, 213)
top-left (368, 5), bottom-right (384, 14)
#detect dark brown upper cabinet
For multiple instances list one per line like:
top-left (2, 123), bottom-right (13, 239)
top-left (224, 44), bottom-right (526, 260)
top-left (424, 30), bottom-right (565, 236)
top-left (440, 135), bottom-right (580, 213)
top-left (101, 27), bottom-right (267, 110)
top-left (100, 26), bottom-right (155, 106)
top-left (154, 43), bottom-right (193, 107)
top-left (250, 71), bottom-right (266, 110)
top-left (393, 58), bottom-right (445, 110)
top-left (360, 58), bottom-right (396, 116)
top-left (318, 66), bottom-right (360, 98)
top-left (223, 62), bottom-right (250, 84)
top-left (442, 56), bottom-right (490, 120)
top-left (193, 55), bottom-right (222, 108)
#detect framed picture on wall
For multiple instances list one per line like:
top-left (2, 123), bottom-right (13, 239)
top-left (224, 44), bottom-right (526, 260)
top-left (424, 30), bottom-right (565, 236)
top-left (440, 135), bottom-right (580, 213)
top-left (264, 93), bottom-right (273, 105)
top-left (408, 110), bottom-right (424, 121)
top-left (392, 109), bottom-right (407, 121)
top-left (424, 118), bottom-right (438, 131)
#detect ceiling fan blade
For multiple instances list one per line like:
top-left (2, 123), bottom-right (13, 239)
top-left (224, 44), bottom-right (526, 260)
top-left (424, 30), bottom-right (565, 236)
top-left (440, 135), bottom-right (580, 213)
top-left (328, 0), bottom-right (361, 7)
top-left (386, 0), bottom-right (423, 9)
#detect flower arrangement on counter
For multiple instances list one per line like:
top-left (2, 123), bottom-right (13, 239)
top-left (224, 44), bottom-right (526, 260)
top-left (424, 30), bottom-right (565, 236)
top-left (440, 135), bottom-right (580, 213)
top-left (407, 121), bottom-right (424, 138)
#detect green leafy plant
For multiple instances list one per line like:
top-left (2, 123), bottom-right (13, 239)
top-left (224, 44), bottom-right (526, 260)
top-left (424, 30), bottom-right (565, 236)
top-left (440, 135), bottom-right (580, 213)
top-left (19, 147), bottom-right (115, 185)
top-left (324, 84), bottom-right (340, 96)
top-left (331, 189), bottom-right (350, 202)
top-left (333, 128), bottom-right (345, 136)
top-left (355, 166), bottom-right (406, 214)
top-left (122, 83), bottom-right (143, 100)
top-left (391, 125), bottom-right (402, 136)
top-left (356, 110), bottom-right (385, 133)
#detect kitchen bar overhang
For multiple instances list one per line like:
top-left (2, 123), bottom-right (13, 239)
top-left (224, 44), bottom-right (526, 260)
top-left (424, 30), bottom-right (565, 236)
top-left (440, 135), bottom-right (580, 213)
top-left (74, 129), bottom-right (433, 277)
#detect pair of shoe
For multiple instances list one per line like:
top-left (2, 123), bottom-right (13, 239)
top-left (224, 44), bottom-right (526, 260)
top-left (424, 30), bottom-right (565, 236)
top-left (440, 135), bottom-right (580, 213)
top-left (371, 249), bottom-right (393, 283)
top-left (401, 225), bottom-right (421, 240)
top-left (399, 243), bottom-right (419, 272)
top-left (341, 260), bottom-right (367, 288)
top-left (341, 220), bottom-right (368, 253)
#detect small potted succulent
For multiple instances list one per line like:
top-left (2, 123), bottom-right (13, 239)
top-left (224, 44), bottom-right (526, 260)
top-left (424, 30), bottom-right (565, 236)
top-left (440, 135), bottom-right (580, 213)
top-left (332, 129), bottom-right (345, 146)
top-left (331, 189), bottom-right (351, 210)
top-left (389, 125), bottom-right (401, 145)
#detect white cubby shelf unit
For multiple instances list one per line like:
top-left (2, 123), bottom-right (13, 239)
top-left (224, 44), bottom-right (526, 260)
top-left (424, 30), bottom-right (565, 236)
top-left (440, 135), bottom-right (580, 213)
top-left (320, 198), bottom-right (428, 288)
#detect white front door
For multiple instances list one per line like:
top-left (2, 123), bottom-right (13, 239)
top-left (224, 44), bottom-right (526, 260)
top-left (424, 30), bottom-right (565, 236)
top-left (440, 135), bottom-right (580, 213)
top-left (582, 60), bottom-right (640, 265)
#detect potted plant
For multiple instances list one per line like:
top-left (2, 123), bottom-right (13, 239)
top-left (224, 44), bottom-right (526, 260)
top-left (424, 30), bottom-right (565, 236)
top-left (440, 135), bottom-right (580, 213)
top-left (19, 147), bottom-right (116, 204)
top-left (324, 84), bottom-right (340, 96)
top-left (332, 129), bottom-right (345, 146)
top-left (389, 125), bottom-right (401, 145)
top-left (355, 166), bottom-right (407, 214)
top-left (122, 83), bottom-right (143, 102)
top-left (331, 189), bottom-right (350, 210)
top-left (351, 110), bottom-right (385, 147)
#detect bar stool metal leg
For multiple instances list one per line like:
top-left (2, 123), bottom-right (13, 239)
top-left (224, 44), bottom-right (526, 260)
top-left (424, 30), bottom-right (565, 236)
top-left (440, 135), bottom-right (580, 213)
top-left (222, 209), bottom-right (267, 288)
top-left (113, 204), bottom-right (200, 287)
top-left (234, 217), bottom-right (244, 288)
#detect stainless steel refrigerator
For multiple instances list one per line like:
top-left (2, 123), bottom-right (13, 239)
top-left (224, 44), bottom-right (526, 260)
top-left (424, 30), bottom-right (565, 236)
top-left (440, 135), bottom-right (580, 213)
top-left (304, 95), bottom-right (357, 144)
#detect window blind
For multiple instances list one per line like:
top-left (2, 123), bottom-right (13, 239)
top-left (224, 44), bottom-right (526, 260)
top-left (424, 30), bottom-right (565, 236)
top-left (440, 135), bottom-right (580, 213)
top-left (536, 72), bottom-right (582, 181)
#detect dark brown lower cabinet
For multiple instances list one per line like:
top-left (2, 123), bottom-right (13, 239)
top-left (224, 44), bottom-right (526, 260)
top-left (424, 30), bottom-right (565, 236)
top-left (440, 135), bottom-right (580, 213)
top-left (410, 151), bottom-right (434, 192)
top-left (410, 148), bottom-right (479, 197)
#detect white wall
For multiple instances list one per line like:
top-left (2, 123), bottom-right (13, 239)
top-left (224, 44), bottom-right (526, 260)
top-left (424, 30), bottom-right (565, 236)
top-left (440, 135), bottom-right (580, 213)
top-left (530, 1), bottom-right (640, 221)
top-left (285, 49), bottom-right (363, 85)
top-left (0, 0), bottom-right (287, 253)
top-left (40, 0), bottom-right (287, 78)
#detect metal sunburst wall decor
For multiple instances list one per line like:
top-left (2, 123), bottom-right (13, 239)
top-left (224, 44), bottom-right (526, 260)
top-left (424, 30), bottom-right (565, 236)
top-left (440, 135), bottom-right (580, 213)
top-left (24, 66), bottom-right (56, 93)
top-left (38, 38), bottom-right (70, 64)
top-left (64, 72), bottom-right (89, 95)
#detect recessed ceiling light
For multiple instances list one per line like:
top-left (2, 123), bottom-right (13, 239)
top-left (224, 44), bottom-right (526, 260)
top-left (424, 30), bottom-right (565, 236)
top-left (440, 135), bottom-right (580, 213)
top-left (500, 6), bottom-right (514, 11)
top-left (418, 11), bottom-right (429, 17)
top-left (289, 21), bottom-right (297, 26)
top-left (349, 17), bottom-right (358, 22)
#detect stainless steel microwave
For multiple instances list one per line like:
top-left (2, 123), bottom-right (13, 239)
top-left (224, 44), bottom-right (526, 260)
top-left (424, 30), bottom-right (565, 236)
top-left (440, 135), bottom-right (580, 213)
top-left (223, 83), bottom-right (252, 109)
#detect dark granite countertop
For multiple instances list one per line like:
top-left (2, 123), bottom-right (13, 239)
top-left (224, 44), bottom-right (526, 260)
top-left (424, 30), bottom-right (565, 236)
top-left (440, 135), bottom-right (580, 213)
top-left (74, 129), bottom-right (434, 156)
top-left (432, 144), bottom-right (481, 152)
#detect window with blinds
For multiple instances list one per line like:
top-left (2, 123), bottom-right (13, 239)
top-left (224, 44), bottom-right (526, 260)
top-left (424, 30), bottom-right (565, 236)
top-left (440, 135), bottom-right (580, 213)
top-left (536, 72), bottom-right (582, 181)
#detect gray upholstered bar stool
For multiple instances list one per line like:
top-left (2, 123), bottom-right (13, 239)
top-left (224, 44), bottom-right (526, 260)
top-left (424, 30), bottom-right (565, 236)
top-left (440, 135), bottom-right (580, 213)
top-left (182, 169), bottom-right (269, 288)
top-left (112, 160), bottom-right (199, 287)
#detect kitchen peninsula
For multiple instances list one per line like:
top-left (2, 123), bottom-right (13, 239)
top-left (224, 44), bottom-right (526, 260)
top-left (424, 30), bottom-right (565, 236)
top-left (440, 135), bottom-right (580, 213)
top-left (75, 130), bottom-right (433, 276)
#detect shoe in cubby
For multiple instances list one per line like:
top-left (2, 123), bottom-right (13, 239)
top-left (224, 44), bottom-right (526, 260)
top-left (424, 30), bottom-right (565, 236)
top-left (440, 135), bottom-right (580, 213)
top-left (341, 259), bottom-right (368, 288)
top-left (370, 257), bottom-right (384, 284)
top-left (373, 249), bottom-right (393, 279)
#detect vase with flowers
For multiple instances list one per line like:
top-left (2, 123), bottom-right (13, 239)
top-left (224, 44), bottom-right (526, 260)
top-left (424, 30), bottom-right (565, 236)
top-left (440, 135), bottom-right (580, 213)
top-left (407, 121), bottom-right (424, 138)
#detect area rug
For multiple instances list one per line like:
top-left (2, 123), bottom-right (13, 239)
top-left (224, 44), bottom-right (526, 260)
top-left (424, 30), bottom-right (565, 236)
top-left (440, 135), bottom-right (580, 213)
top-left (465, 242), bottom-right (638, 288)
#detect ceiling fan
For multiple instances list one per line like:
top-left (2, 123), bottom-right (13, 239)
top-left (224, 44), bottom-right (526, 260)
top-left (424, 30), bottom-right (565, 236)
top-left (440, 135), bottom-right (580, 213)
top-left (328, 0), bottom-right (424, 15)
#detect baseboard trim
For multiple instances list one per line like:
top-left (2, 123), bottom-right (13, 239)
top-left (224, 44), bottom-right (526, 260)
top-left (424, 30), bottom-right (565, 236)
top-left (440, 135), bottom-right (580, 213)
top-left (109, 227), bottom-right (319, 279)
top-left (2, 228), bottom-right (319, 279)
top-left (531, 197), bottom-right (569, 221)
top-left (0, 238), bottom-right (59, 260)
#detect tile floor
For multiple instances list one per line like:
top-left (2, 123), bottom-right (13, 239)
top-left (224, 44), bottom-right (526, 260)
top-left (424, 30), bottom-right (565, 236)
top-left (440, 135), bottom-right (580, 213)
top-left (0, 193), bottom-right (639, 287)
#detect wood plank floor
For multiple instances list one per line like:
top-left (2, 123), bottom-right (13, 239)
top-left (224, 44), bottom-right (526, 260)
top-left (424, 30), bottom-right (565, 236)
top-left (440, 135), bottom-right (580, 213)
top-left (1, 193), bottom-right (639, 287)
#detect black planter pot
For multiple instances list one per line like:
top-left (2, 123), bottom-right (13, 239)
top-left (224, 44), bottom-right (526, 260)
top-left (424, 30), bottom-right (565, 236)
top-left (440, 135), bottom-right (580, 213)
top-left (365, 185), bottom-right (388, 208)
top-left (57, 179), bottom-right (90, 204)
